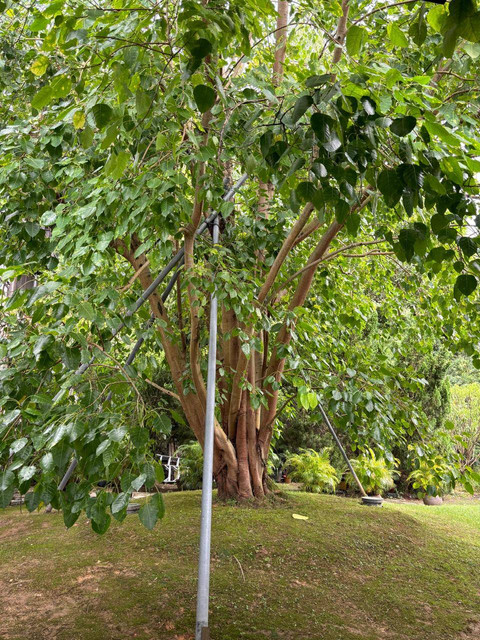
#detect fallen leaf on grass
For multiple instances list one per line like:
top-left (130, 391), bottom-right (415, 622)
top-left (292, 513), bottom-right (308, 520)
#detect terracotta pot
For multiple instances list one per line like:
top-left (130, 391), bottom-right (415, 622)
top-left (423, 495), bottom-right (443, 506)
top-left (284, 476), bottom-right (292, 484)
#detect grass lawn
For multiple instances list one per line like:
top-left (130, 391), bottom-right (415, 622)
top-left (0, 491), bottom-right (479, 640)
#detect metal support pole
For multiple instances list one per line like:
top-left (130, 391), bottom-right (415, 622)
top-left (317, 402), bottom-right (367, 497)
top-left (58, 458), bottom-right (78, 491)
top-left (195, 218), bottom-right (219, 640)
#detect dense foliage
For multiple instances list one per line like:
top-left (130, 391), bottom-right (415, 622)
top-left (408, 455), bottom-right (453, 497)
top-left (284, 447), bottom-right (339, 492)
top-left (1, 0), bottom-right (480, 529)
top-left (176, 441), bottom-right (204, 490)
top-left (347, 450), bottom-right (396, 495)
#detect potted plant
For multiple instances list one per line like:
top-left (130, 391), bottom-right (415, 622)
top-left (408, 456), bottom-right (451, 505)
top-left (346, 449), bottom-right (396, 506)
top-left (284, 448), bottom-right (339, 493)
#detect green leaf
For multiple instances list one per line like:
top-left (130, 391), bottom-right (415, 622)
top-left (361, 97), bottom-right (376, 116)
top-left (0, 470), bottom-right (14, 491)
top-left (73, 111), bottom-right (86, 130)
top-left (431, 213), bottom-right (449, 234)
top-left (135, 90), bottom-right (151, 118)
top-left (387, 23), bottom-right (409, 48)
top-left (131, 473), bottom-right (146, 491)
top-left (40, 453), bottom-right (54, 472)
top-left (10, 437), bottom-right (28, 455)
top-left (399, 228), bottom-right (418, 261)
top-left (25, 490), bottom-right (41, 512)
top-left (18, 466), bottom-right (36, 483)
top-left (109, 426), bottom-right (127, 442)
top-left (92, 103), bottom-right (113, 129)
top-left (29, 14), bottom-right (49, 32)
top-left (78, 302), bottom-right (96, 323)
top-left (80, 126), bottom-right (94, 149)
top-left (0, 485), bottom-right (14, 508)
top-left (458, 237), bottom-right (477, 258)
top-left (335, 199), bottom-right (350, 223)
top-left (409, 9), bottom-right (428, 45)
top-left (111, 492), bottom-right (130, 514)
top-left (459, 11), bottom-right (480, 41)
top-left (428, 4), bottom-right (448, 32)
top-left (385, 68), bottom-right (402, 89)
top-left (305, 74), bottom-right (331, 88)
top-left (30, 55), bottom-right (49, 77)
top-left (32, 85), bottom-right (53, 110)
top-left (91, 512), bottom-right (111, 535)
top-left (455, 274), bottom-right (477, 296)
top-left (33, 334), bottom-right (53, 359)
top-left (464, 42), bottom-right (480, 58)
top-left (189, 38), bottom-right (213, 59)
top-left (390, 116), bottom-right (417, 137)
top-left (51, 75), bottom-right (71, 98)
top-left (398, 164), bottom-right (423, 191)
top-left (0, 470), bottom-right (14, 508)
top-left (424, 121), bottom-right (459, 147)
top-left (139, 500), bottom-right (158, 530)
top-left (154, 462), bottom-right (165, 484)
top-left (377, 169), bottom-right (403, 208)
top-left (442, 24), bottom-right (460, 57)
top-left (105, 150), bottom-right (131, 180)
top-left (310, 113), bottom-right (341, 152)
top-left (346, 25), bottom-right (366, 57)
top-left (296, 182), bottom-right (317, 203)
top-left (346, 213), bottom-right (361, 236)
top-left (63, 507), bottom-right (80, 528)
top-left (193, 85), bottom-right (216, 113)
top-left (152, 492), bottom-right (165, 519)
top-left (152, 414), bottom-right (172, 434)
top-left (290, 95), bottom-right (313, 124)
top-left (450, 0), bottom-right (480, 42)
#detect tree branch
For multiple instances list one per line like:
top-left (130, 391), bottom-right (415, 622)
top-left (332, 0), bottom-right (350, 64)
top-left (144, 378), bottom-right (180, 401)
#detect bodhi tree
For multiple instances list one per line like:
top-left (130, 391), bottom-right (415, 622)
top-left (1, 0), bottom-right (480, 528)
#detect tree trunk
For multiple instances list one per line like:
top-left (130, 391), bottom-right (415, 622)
top-left (214, 391), bottom-right (269, 501)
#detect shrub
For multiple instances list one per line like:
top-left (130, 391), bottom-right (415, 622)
top-left (346, 450), bottom-right (396, 496)
top-left (284, 448), bottom-right (339, 493)
top-left (408, 456), bottom-right (452, 498)
top-left (176, 441), bottom-right (204, 490)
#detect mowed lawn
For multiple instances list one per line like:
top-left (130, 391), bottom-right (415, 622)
top-left (0, 491), bottom-right (479, 640)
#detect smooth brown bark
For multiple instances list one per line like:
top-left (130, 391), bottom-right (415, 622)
top-left (332, 0), bottom-right (350, 64)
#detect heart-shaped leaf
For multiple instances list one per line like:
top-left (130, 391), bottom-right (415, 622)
top-left (193, 84), bottom-right (216, 113)
top-left (390, 116), bottom-right (417, 137)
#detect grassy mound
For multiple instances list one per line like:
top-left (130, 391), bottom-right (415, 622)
top-left (0, 492), bottom-right (479, 639)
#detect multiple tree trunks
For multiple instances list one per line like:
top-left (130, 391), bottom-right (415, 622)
top-left (109, 0), bottom-right (360, 502)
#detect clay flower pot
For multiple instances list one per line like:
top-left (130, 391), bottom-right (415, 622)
top-left (423, 495), bottom-right (443, 506)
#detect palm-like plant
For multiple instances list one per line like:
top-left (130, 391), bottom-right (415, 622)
top-left (346, 450), bottom-right (396, 496)
top-left (408, 456), bottom-right (452, 498)
top-left (284, 448), bottom-right (339, 493)
top-left (176, 441), bottom-right (204, 490)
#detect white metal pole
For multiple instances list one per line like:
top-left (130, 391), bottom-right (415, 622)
top-left (195, 218), bottom-right (219, 640)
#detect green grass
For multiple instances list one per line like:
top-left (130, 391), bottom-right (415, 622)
top-left (0, 491), bottom-right (479, 639)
